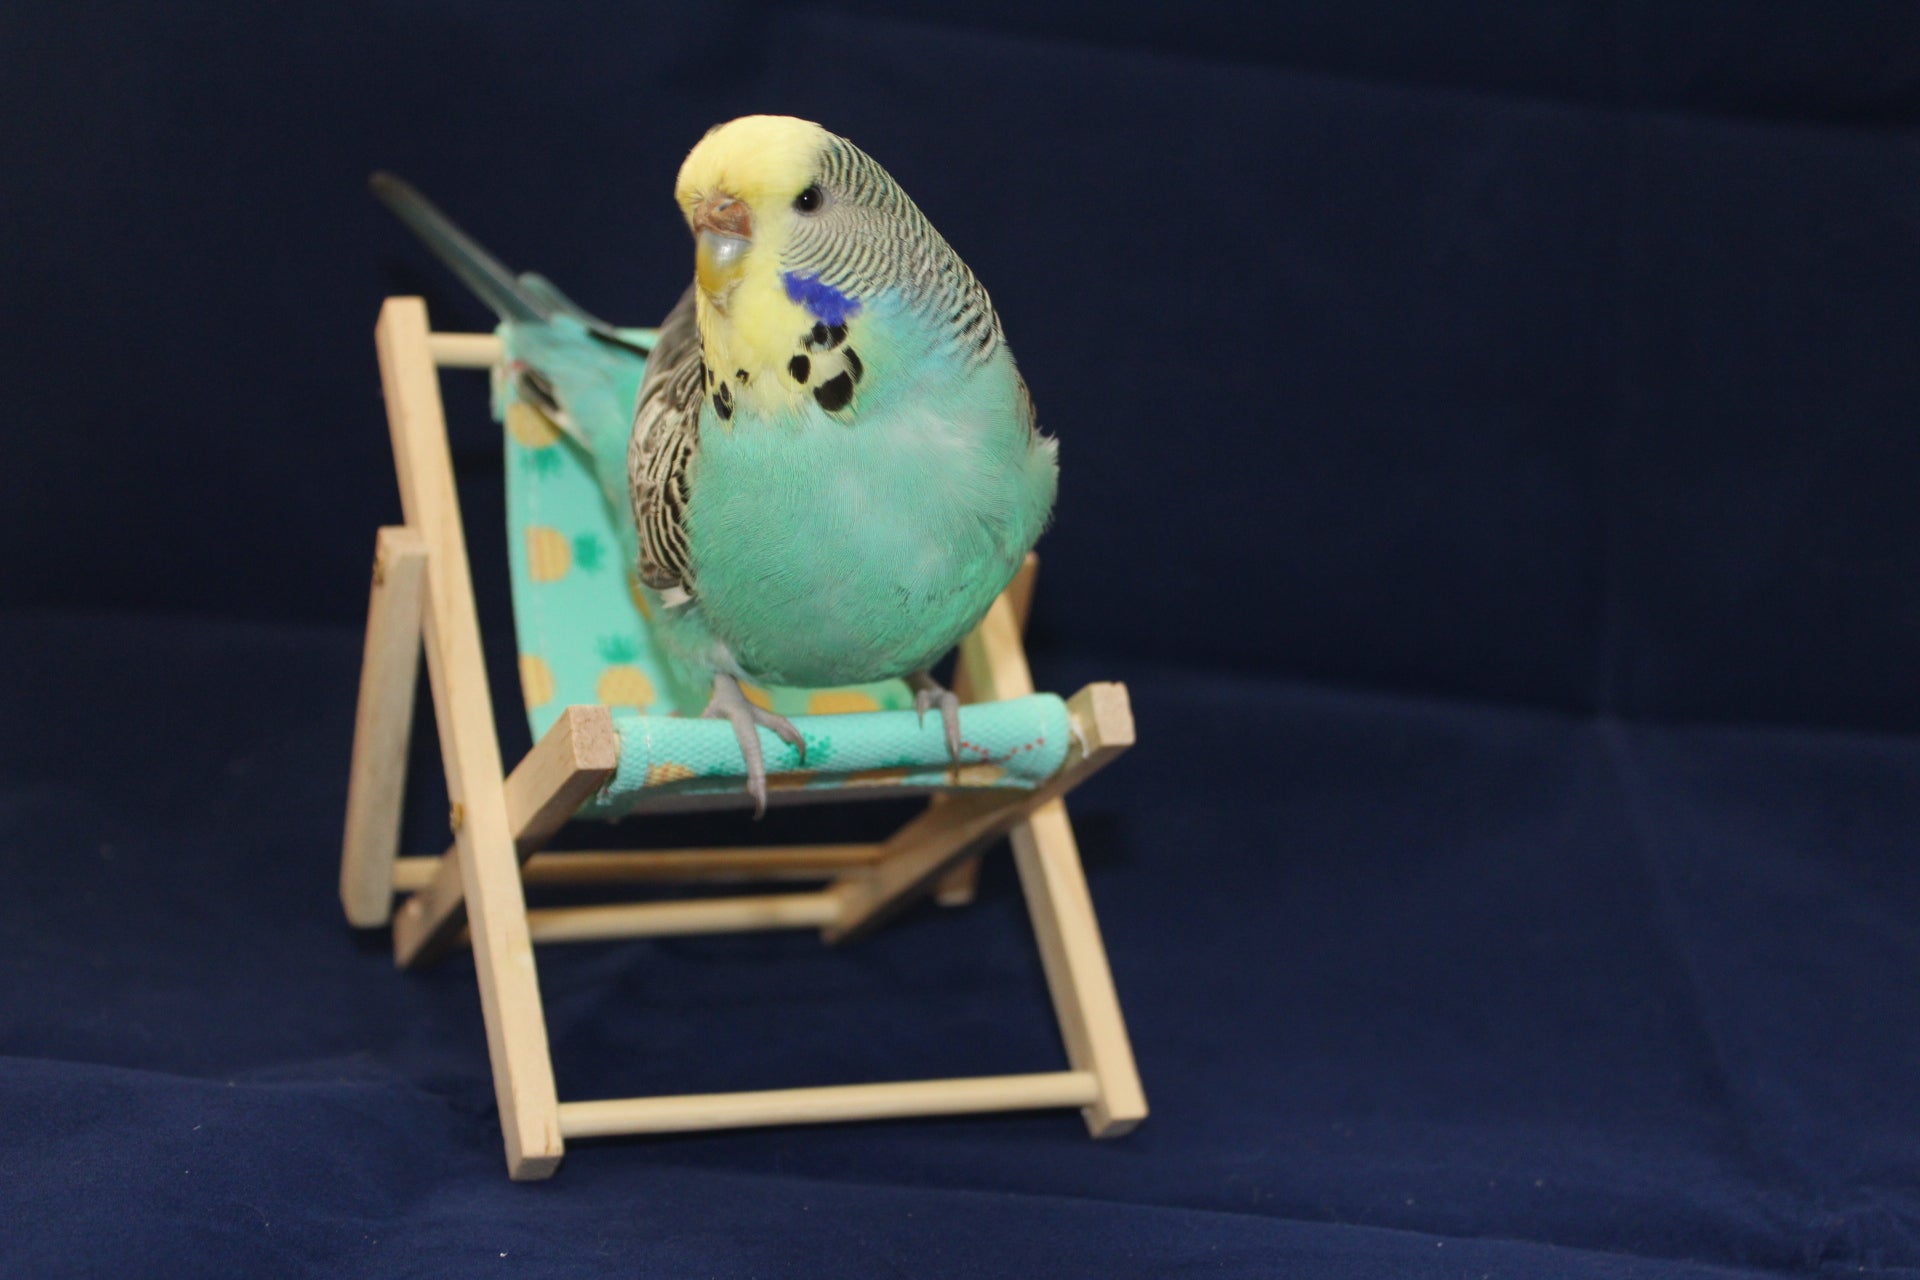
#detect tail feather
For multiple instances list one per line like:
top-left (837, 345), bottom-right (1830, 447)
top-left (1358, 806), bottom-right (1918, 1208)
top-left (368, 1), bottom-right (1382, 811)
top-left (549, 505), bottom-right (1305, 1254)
top-left (522, 272), bottom-right (656, 356)
top-left (369, 171), bottom-right (545, 323)
top-left (518, 272), bottom-right (604, 327)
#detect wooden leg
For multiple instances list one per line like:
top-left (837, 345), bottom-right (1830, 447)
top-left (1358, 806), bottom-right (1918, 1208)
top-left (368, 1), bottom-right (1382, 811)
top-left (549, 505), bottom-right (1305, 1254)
top-left (826, 683), bottom-right (1133, 943)
top-left (1012, 799), bottom-right (1147, 1136)
top-left (340, 525), bottom-right (427, 927)
top-left (1002, 551), bottom-right (1039, 635)
top-left (883, 559), bottom-right (1145, 1132)
top-left (393, 705), bottom-right (619, 968)
top-left (936, 553), bottom-right (1041, 908)
top-left (378, 298), bottom-right (563, 1180)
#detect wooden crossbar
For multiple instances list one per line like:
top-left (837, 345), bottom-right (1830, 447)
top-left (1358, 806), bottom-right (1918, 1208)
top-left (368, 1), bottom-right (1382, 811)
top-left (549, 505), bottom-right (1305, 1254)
top-left (428, 332), bottom-right (501, 367)
top-left (524, 893), bottom-right (841, 944)
top-left (391, 844), bottom-right (885, 892)
top-left (557, 1071), bottom-right (1101, 1139)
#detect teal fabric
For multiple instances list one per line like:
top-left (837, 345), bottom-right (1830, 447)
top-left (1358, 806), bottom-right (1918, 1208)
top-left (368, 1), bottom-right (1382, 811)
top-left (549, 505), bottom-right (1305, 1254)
top-left (590, 694), bottom-right (1071, 815)
top-left (494, 323), bottom-right (1065, 809)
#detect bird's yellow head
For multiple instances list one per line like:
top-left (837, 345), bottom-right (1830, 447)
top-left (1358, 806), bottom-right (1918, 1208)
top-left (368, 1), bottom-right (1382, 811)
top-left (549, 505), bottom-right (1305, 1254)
top-left (676, 115), bottom-right (830, 305)
top-left (675, 114), bottom-right (976, 422)
top-left (674, 116), bottom-right (846, 402)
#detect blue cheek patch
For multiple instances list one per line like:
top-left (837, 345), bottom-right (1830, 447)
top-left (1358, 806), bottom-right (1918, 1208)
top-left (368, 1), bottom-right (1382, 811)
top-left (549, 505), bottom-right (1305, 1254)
top-left (781, 272), bottom-right (862, 327)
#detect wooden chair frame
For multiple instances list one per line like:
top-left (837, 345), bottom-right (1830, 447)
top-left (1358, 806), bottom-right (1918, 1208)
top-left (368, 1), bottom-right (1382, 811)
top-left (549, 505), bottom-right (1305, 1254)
top-left (339, 298), bottom-right (1145, 1179)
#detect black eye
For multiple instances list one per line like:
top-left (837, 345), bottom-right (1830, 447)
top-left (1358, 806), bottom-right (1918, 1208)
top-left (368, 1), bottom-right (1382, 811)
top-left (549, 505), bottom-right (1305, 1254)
top-left (793, 184), bottom-right (822, 213)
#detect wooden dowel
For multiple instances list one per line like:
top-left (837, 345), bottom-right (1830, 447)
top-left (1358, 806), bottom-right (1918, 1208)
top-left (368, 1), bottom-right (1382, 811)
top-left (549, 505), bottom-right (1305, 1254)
top-left (428, 333), bottom-right (502, 368)
top-left (390, 843), bottom-right (884, 893)
top-left (557, 1071), bottom-right (1100, 1138)
top-left (524, 893), bottom-right (840, 944)
top-left (426, 329), bottom-right (659, 370)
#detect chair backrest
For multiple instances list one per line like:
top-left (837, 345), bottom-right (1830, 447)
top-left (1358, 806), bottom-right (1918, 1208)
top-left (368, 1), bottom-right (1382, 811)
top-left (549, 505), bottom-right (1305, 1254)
top-left (496, 323), bottom-right (914, 741)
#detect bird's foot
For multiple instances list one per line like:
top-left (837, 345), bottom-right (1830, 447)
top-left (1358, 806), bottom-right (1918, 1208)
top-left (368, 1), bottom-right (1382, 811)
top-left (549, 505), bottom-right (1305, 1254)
top-left (907, 670), bottom-right (964, 766)
top-left (701, 673), bottom-right (806, 818)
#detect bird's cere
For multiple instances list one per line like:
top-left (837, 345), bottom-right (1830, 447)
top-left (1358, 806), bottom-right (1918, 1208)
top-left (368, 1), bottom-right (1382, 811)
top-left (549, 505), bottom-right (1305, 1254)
top-left (693, 194), bottom-right (753, 240)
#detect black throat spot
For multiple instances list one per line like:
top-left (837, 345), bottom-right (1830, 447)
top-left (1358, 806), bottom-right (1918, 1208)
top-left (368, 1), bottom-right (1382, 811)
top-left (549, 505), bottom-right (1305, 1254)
top-left (812, 371), bottom-right (853, 413)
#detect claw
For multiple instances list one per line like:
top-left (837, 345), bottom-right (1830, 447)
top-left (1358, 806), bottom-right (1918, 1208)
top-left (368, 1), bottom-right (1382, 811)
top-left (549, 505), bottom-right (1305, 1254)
top-left (701, 673), bottom-right (805, 818)
top-left (908, 671), bottom-right (964, 766)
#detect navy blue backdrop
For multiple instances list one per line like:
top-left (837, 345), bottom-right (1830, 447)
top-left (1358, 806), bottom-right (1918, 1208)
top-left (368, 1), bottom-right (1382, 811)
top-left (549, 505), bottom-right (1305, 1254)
top-left (4, 3), bottom-right (1919, 1276)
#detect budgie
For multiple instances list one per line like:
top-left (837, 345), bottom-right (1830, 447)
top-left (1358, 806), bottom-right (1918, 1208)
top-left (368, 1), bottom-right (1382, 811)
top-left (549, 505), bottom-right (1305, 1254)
top-left (374, 114), bottom-right (1057, 813)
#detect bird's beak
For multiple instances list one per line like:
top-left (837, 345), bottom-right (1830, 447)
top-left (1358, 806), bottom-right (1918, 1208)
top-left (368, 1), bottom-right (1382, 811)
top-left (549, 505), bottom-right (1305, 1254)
top-left (693, 193), bottom-right (753, 302)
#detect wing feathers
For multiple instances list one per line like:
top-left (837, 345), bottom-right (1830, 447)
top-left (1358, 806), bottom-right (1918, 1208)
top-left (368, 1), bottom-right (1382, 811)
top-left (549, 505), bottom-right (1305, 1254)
top-left (627, 286), bottom-right (704, 594)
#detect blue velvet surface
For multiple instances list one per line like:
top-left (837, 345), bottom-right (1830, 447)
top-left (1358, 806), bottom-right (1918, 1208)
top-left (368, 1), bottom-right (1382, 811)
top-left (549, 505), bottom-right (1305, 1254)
top-left (7, 615), bottom-right (1919, 1276)
top-left (4, 2), bottom-right (1918, 1275)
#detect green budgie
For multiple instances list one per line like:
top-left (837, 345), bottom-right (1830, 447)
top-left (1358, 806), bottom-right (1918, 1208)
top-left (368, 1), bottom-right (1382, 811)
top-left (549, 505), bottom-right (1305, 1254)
top-left (374, 114), bottom-right (1058, 813)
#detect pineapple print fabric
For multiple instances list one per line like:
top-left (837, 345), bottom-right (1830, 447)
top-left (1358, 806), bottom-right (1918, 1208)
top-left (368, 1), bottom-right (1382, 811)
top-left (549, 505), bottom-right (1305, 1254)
top-left (496, 324), bottom-right (1069, 814)
top-left (588, 696), bottom-right (1069, 817)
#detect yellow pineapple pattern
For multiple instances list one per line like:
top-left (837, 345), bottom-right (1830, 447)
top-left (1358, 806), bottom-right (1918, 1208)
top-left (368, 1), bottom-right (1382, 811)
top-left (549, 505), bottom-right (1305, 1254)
top-left (592, 634), bottom-right (655, 710)
top-left (597, 665), bottom-right (655, 710)
top-left (506, 402), bottom-right (564, 450)
top-left (806, 690), bottom-right (881, 714)
top-left (644, 761), bottom-right (695, 787)
top-left (740, 682), bottom-right (775, 711)
top-left (519, 654), bottom-right (555, 709)
top-left (526, 526), bottom-right (572, 581)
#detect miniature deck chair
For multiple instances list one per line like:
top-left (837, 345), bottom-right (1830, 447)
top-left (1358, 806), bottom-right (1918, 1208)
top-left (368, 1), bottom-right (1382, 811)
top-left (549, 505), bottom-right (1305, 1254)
top-left (339, 297), bottom-right (1145, 1179)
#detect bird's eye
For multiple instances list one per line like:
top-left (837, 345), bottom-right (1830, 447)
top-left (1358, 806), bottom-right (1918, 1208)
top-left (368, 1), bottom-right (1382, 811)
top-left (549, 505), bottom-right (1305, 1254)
top-left (793, 184), bottom-right (823, 213)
